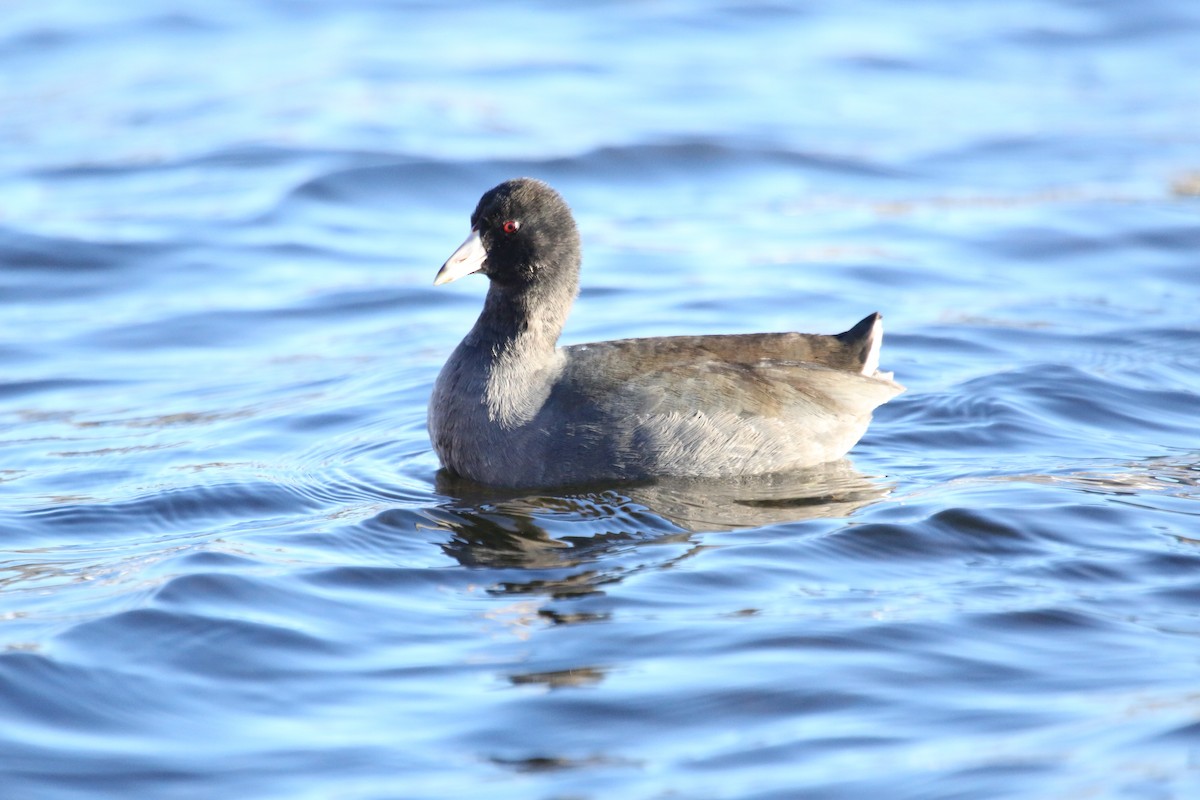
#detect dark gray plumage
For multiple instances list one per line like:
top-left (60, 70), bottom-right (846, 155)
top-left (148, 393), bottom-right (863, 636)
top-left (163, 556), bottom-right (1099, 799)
top-left (429, 178), bottom-right (904, 488)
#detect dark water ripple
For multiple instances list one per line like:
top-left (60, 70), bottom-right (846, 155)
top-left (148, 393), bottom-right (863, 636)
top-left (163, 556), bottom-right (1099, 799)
top-left (3, 1), bottom-right (1200, 798)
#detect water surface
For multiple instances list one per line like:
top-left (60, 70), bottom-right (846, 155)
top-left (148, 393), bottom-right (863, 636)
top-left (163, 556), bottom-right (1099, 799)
top-left (2, 1), bottom-right (1200, 798)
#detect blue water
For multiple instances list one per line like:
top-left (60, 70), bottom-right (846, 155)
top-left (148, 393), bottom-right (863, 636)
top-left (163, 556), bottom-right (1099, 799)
top-left (3, 1), bottom-right (1200, 797)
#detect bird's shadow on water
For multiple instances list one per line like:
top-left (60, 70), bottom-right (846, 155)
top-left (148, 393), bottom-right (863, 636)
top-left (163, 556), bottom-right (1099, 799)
top-left (420, 461), bottom-right (895, 587)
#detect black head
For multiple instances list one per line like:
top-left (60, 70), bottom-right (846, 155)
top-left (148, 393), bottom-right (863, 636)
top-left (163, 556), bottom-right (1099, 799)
top-left (435, 178), bottom-right (581, 291)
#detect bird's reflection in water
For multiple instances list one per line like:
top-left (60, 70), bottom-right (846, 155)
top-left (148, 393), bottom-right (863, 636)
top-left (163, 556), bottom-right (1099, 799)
top-left (424, 460), bottom-right (893, 598)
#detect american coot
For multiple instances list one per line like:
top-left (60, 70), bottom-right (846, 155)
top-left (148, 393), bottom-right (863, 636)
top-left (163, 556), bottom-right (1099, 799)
top-left (429, 178), bottom-right (904, 488)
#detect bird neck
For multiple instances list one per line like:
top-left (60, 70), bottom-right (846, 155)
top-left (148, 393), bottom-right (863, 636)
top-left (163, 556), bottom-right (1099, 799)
top-left (469, 266), bottom-right (579, 359)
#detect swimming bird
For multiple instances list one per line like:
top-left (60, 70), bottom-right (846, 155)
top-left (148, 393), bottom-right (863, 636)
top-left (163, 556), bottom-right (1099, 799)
top-left (429, 178), bottom-right (903, 488)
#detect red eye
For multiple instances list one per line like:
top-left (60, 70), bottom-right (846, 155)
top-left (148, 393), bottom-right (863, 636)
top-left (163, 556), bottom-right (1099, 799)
top-left (502, 220), bottom-right (520, 234)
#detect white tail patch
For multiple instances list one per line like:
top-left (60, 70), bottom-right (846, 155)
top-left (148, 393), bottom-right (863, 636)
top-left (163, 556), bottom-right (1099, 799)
top-left (862, 316), bottom-right (883, 376)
